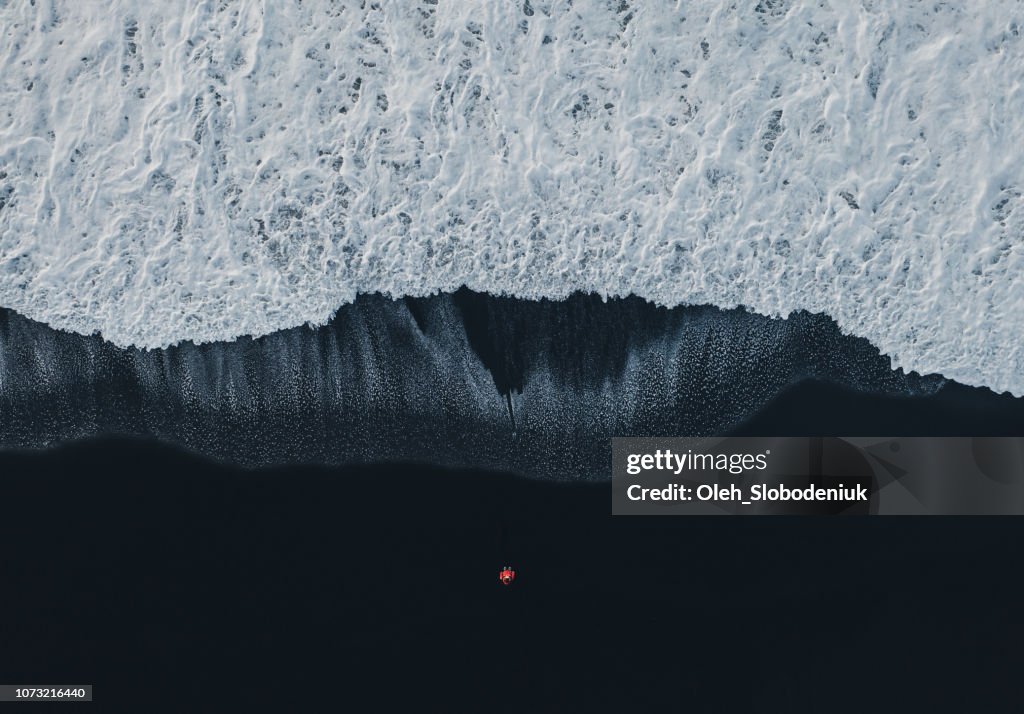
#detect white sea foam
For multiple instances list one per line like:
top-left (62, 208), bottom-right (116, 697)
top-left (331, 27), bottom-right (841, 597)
top-left (0, 1), bottom-right (1022, 393)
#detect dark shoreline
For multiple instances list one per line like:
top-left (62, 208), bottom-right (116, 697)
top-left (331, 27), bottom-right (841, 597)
top-left (0, 437), bottom-right (1020, 710)
top-left (1, 289), bottom-right (1019, 478)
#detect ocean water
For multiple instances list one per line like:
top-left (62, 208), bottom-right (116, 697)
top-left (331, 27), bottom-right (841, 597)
top-left (0, 1), bottom-right (1022, 393)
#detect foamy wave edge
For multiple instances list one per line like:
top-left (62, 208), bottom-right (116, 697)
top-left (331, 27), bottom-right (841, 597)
top-left (0, 1), bottom-right (1021, 395)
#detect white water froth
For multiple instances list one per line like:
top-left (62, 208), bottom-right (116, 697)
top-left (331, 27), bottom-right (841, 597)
top-left (0, 1), bottom-right (1022, 393)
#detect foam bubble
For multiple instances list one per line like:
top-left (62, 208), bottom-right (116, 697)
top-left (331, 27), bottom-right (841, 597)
top-left (0, 1), bottom-right (1021, 394)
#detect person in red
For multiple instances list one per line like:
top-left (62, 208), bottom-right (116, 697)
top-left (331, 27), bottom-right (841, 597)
top-left (499, 566), bottom-right (515, 585)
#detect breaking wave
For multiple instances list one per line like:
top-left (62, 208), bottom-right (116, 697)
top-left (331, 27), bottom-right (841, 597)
top-left (0, 1), bottom-right (1022, 393)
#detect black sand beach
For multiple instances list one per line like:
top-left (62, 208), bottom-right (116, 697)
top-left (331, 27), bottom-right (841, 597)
top-left (1, 421), bottom-right (1021, 710)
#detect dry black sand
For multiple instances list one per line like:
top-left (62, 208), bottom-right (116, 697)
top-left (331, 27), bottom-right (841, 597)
top-left (1, 425), bottom-right (1021, 711)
